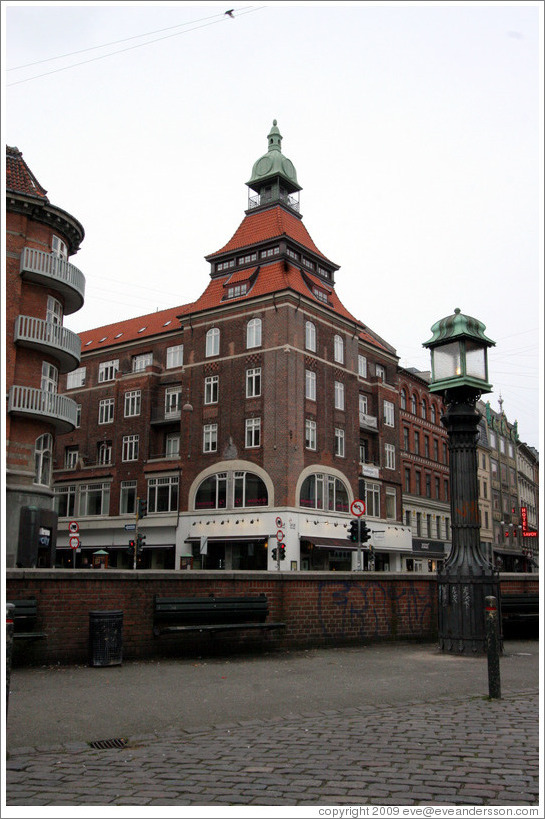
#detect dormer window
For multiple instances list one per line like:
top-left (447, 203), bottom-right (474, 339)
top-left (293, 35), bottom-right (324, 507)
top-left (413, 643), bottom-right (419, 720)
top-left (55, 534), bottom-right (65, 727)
top-left (313, 286), bottom-right (329, 304)
top-left (227, 283), bottom-right (248, 299)
top-left (260, 246), bottom-right (279, 259)
top-left (302, 257), bottom-right (315, 271)
top-left (238, 253), bottom-right (257, 265)
top-left (217, 260), bottom-right (235, 272)
top-left (287, 249), bottom-right (299, 261)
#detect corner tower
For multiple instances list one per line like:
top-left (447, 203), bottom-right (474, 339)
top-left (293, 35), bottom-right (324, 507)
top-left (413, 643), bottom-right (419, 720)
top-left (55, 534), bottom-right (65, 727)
top-left (246, 119), bottom-right (302, 216)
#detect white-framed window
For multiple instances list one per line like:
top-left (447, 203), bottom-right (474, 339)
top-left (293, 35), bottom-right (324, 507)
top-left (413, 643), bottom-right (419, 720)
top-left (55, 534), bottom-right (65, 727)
top-left (165, 386), bottom-right (182, 417)
top-left (133, 352), bottom-right (153, 372)
top-left (305, 321), bottom-right (316, 352)
top-left (400, 389), bottom-right (407, 410)
top-left (299, 473), bottom-right (350, 513)
top-left (124, 390), bottom-right (141, 417)
top-left (195, 472), bottom-right (228, 510)
top-left (359, 394), bottom-right (368, 415)
top-left (334, 381), bottom-right (345, 411)
top-left (52, 234), bottom-right (68, 260)
top-left (365, 482), bottom-right (381, 517)
top-left (98, 398), bottom-right (115, 424)
top-left (64, 446), bottom-right (79, 469)
top-left (166, 344), bottom-right (184, 369)
top-left (305, 370), bottom-right (316, 401)
top-left (489, 431), bottom-right (496, 448)
top-left (508, 443), bottom-right (514, 458)
top-left (75, 404), bottom-right (81, 428)
top-left (376, 364), bottom-right (386, 382)
top-left (165, 433), bottom-right (180, 457)
top-left (421, 398), bottom-right (427, 420)
top-left (206, 327), bottom-right (220, 357)
top-left (41, 361), bottom-right (58, 393)
top-left (120, 480), bottom-right (137, 515)
top-left (335, 428), bottom-right (345, 457)
top-left (246, 318), bottom-right (262, 349)
top-left (80, 482), bottom-right (110, 516)
top-left (358, 355), bottom-right (367, 378)
top-left (430, 403), bottom-right (437, 424)
top-left (384, 400), bottom-right (395, 427)
top-left (203, 423), bottom-right (218, 453)
top-left (98, 359), bottom-right (119, 383)
top-left (46, 295), bottom-right (63, 326)
top-left (148, 475), bottom-right (179, 513)
top-left (385, 443), bottom-right (395, 469)
top-left (385, 488), bottom-right (396, 519)
top-left (499, 438), bottom-right (505, 454)
top-left (334, 334), bottom-right (344, 364)
top-left (55, 484), bottom-right (76, 518)
top-left (313, 287), bottom-right (328, 303)
top-left (67, 367), bottom-right (86, 389)
top-left (122, 434), bottom-right (139, 462)
top-left (260, 246), bottom-right (279, 259)
top-left (245, 417), bottom-right (261, 448)
top-left (227, 283), bottom-right (248, 299)
top-left (204, 375), bottom-right (219, 405)
top-left (238, 252), bottom-right (257, 265)
top-left (246, 367), bottom-right (261, 398)
top-left (34, 433), bottom-right (53, 486)
top-left (97, 441), bottom-right (112, 465)
top-left (305, 419), bottom-right (317, 450)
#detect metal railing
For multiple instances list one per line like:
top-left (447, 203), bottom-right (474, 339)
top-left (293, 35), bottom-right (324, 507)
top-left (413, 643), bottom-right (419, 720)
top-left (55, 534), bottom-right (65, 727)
top-left (248, 193), bottom-right (300, 212)
top-left (8, 385), bottom-right (78, 430)
top-left (20, 247), bottom-right (85, 310)
top-left (15, 315), bottom-right (81, 368)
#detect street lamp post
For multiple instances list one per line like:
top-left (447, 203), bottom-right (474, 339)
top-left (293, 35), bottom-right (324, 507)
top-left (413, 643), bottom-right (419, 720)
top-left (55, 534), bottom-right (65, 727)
top-left (424, 308), bottom-right (501, 653)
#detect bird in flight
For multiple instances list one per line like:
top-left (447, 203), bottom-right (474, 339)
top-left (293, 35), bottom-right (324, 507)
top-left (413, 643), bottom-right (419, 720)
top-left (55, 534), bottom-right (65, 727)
top-left (225, 9), bottom-right (235, 17)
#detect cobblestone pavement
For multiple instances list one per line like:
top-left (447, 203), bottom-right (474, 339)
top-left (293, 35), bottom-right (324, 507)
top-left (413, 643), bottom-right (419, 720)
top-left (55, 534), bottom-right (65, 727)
top-left (5, 689), bottom-right (539, 808)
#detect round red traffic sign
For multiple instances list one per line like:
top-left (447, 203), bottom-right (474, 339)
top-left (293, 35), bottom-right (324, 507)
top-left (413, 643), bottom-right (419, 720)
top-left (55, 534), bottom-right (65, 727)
top-left (68, 520), bottom-right (79, 534)
top-left (276, 530), bottom-right (285, 542)
top-left (350, 500), bottom-right (365, 517)
top-left (69, 536), bottom-right (80, 550)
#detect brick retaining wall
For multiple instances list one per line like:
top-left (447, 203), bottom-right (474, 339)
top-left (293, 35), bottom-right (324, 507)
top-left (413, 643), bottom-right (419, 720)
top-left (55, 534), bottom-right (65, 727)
top-left (6, 570), bottom-right (537, 666)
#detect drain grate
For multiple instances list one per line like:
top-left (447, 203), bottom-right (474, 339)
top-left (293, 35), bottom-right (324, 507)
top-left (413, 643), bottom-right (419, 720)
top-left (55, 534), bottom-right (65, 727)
top-left (88, 737), bottom-right (128, 750)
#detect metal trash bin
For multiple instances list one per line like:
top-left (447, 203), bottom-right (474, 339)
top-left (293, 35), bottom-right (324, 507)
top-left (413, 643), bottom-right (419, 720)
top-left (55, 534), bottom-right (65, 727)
top-left (89, 610), bottom-right (123, 667)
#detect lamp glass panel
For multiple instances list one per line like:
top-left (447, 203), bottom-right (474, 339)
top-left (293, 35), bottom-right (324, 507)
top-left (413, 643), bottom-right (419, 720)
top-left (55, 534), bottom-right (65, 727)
top-left (465, 340), bottom-right (487, 380)
top-left (433, 341), bottom-right (462, 380)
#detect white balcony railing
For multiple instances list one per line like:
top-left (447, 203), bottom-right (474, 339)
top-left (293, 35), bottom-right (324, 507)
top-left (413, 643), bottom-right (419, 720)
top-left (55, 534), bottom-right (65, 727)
top-left (20, 247), bottom-right (85, 314)
top-left (14, 315), bottom-right (81, 372)
top-left (8, 385), bottom-right (78, 432)
top-left (359, 412), bottom-right (378, 429)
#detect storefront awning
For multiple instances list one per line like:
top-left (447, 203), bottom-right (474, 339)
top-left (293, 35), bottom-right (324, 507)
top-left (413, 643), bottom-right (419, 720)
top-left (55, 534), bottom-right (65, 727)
top-left (184, 536), bottom-right (266, 544)
top-left (303, 537), bottom-right (359, 551)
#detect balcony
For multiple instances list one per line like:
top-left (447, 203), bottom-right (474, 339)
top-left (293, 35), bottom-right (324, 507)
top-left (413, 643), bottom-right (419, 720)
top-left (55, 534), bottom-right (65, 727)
top-left (8, 385), bottom-right (78, 432)
top-left (150, 406), bottom-right (181, 425)
top-left (14, 316), bottom-right (82, 372)
top-left (20, 247), bottom-right (85, 314)
top-left (360, 462), bottom-right (380, 479)
top-left (359, 412), bottom-right (378, 431)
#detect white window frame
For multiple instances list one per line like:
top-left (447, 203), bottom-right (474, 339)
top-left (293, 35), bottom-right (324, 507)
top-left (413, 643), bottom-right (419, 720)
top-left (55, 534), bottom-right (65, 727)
top-left (75, 404), bottom-right (81, 428)
top-left (165, 386), bottom-right (182, 417)
top-left (67, 367), bottom-right (86, 389)
top-left (385, 443), bottom-right (396, 470)
top-left (246, 318), bottom-right (262, 349)
top-left (148, 475), bottom-right (179, 513)
top-left (246, 367), bottom-right (261, 398)
top-left (358, 355), bottom-right (367, 378)
top-left (384, 400), bottom-right (395, 427)
top-left (55, 484), bottom-right (76, 518)
top-left (64, 446), bottom-right (79, 469)
top-left (305, 419), bottom-right (317, 450)
top-left (203, 423), bottom-right (218, 453)
top-left (98, 359), bottom-right (119, 383)
top-left (80, 482), bottom-right (110, 517)
top-left (124, 390), bottom-right (141, 417)
top-left (204, 375), bottom-right (219, 405)
top-left (97, 441), bottom-right (112, 465)
top-left (385, 488), bottom-right (396, 520)
top-left (305, 321), bottom-right (316, 352)
top-left (305, 370), bottom-right (316, 401)
top-left (166, 344), bottom-right (184, 369)
top-left (335, 428), bottom-right (345, 457)
top-left (359, 394), bottom-right (368, 415)
top-left (165, 433), bottom-right (180, 457)
top-left (98, 398), bottom-right (115, 425)
top-left (206, 327), bottom-right (220, 357)
top-left (376, 364), bottom-right (386, 382)
top-left (365, 482), bottom-right (381, 518)
top-left (34, 434), bottom-right (53, 486)
top-left (334, 381), bottom-right (345, 411)
top-left (245, 417), bottom-right (261, 448)
top-left (132, 352), bottom-right (153, 372)
top-left (120, 481), bottom-right (137, 516)
top-left (52, 234), bottom-right (68, 260)
top-left (41, 361), bottom-right (58, 393)
top-left (122, 434), bottom-right (139, 462)
top-left (46, 295), bottom-right (63, 326)
top-left (334, 334), bottom-right (344, 364)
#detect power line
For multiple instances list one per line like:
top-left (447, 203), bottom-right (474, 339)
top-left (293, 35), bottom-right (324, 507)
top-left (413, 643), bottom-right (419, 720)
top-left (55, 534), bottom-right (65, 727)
top-left (7, 6), bottom-right (266, 87)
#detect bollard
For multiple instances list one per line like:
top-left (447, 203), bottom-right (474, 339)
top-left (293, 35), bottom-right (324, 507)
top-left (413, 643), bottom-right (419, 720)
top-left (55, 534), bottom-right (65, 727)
top-left (6, 603), bottom-right (15, 716)
top-left (485, 595), bottom-right (501, 699)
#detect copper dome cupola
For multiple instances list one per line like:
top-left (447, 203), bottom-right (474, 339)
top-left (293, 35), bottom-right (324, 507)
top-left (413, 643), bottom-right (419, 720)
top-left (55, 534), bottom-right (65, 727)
top-left (246, 120), bottom-right (302, 217)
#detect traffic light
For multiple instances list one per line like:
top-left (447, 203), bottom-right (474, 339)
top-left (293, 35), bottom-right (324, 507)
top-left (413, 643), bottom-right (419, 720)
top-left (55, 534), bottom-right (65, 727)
top-left (347, 519), bottom-right (359, 542)
top-left (271, 547), bottom-right (278, 561)
top-left (137, 497), bottom-right (147, 519)
top-left (279, 544), bottom-right (286, 561)
top-left (137, 533), bottom-right (146, 553)
top-left (128, 539), bottom-right (136, 554)
top-left (360, 520), bottom-right (371, 544)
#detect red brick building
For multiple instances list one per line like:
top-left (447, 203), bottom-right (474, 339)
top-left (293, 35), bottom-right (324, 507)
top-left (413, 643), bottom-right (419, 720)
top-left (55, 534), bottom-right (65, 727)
top-left (5, 146), bottom-right (86, 567)
top-left (398, 367), bottom-right (451, 572)
top-left (53, 121), bottom-right (413, 571)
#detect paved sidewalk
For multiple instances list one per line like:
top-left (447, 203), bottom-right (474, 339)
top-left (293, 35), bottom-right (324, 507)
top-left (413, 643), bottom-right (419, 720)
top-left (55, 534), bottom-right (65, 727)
top-left (4, 641), bottom-right (541, 810)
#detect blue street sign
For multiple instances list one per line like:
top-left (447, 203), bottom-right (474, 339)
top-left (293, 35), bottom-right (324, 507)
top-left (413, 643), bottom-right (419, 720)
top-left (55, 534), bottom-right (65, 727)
top-left (124, 524), bottom-right (136, 531)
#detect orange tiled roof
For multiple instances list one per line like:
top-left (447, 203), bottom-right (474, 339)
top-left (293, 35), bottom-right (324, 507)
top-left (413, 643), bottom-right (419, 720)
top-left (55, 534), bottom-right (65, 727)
top-left (78, 303), bottom-right (194, 351)
top-left (6, 146), bottom-right (49, 200)
top-left (206, 206), bottom-right (333, 263)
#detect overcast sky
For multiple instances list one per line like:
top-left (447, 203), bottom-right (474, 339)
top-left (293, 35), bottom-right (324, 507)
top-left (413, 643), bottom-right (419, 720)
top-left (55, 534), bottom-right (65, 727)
top-left (2, 1), bottom-right (543, 450)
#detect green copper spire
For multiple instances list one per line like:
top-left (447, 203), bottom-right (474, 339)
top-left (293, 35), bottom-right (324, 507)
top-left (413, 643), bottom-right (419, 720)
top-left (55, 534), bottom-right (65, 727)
top-left (247, 119), bottom-right (301, 194)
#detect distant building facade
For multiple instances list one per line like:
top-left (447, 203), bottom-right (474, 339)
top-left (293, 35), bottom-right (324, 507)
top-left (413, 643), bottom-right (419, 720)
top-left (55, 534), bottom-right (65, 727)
top-left (5, 146), bottom-right (85, 567)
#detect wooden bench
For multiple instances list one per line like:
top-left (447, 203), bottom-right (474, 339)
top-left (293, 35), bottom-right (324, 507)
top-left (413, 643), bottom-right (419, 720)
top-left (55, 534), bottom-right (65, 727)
top-left (6, 598), bottom-right (47, 641)
top-left (500, 593), bottom-right (539, 624)
top-left (153, 593), bottom-right (286, 637)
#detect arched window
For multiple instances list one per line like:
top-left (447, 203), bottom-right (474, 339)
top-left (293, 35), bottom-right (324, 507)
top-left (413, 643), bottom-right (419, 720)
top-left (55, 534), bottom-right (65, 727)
top-left (305, 321), bottom-right (316, 352)
top-left (205, 327), bottom-right (220, 357)
top-left (400, 389), bottom-right (407, 410)
top-left (299, 473), bottom-right (349, 513)
top-left (421, 398), bottom-right (427, 420)
top-left (411, 394), bottom-right (417, 414)
top-left (34, 434), bottom-right (53, 486)
top-left (246, 318), bottom-right (262, 349)
top-left (334, 334), bottom-right (344, 364)
top-left (430, 403), bottom-right (437, 424)
top-left (195, 473), bottom-right (227, 509)
top-left (195, 471), bottom-right (268, 510)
